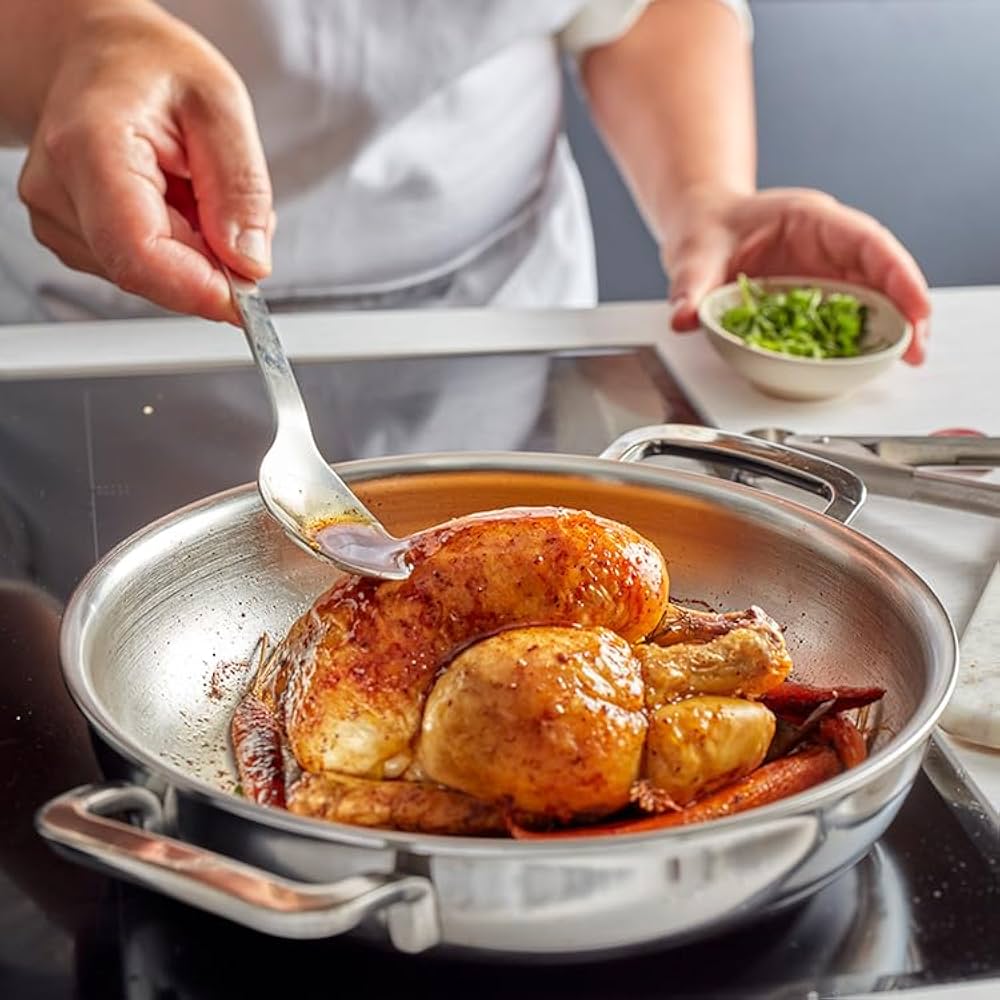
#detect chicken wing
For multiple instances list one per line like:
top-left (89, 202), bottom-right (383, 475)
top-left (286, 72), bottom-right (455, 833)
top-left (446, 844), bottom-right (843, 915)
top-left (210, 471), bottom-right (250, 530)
top-left (637, 604), bottom-right (792, 707)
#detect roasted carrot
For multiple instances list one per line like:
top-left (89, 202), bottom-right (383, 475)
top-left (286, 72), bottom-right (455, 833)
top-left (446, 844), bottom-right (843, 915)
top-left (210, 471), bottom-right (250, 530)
top-left (511, 744), bottom-right (841, 840)
top-left (763, 680), bottom-right (885, 715)
top-left (818, 713), bottom-right (868, 769)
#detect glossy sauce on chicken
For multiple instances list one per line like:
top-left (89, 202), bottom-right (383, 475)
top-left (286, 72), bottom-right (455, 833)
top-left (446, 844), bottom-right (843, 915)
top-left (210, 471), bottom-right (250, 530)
top-left (254, 507), bottom-right (668, 779)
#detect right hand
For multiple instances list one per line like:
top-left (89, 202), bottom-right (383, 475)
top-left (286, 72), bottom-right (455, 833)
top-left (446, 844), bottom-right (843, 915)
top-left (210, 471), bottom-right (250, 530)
top-left (17, 4), bottom-right (273, 322)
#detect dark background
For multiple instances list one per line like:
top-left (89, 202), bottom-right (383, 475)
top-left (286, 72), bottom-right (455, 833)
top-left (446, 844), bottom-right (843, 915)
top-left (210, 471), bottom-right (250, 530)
top-left (565, 0), bottom-right (1000, 300)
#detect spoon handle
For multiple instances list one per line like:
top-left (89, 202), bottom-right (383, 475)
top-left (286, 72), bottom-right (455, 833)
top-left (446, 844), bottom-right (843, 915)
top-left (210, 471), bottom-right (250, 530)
top-left (224, 267), bottom-right (314, 436)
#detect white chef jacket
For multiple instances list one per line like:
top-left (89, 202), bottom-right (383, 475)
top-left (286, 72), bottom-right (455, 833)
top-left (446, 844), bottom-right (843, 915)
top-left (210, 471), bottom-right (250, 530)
top-left (0, 0), bottom-right (749, 324)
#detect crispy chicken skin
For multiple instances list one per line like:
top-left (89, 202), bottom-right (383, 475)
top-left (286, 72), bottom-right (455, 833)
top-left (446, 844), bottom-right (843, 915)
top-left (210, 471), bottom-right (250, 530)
top-left (418, 626), bottom-right (647, 821)
top-left (259, 507), bottom-right (669, 778)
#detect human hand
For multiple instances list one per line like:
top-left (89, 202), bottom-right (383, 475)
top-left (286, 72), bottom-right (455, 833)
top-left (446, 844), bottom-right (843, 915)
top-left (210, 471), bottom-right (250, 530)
top-left (661, 188), bottom-right (931, 365)
top-left (17, 4), bottom-right (273, 322)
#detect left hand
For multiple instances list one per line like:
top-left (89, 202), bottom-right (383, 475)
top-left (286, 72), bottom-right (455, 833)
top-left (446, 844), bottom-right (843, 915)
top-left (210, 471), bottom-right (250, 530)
top-left (661, 188), bottom-right (932, 365)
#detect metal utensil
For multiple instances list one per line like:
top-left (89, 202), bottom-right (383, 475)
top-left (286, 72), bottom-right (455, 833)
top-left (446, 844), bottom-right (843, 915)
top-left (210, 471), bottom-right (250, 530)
top-left (225, 267), bottom-right (411, 579)
top-left (747, 428), bottom-right (1000, 518)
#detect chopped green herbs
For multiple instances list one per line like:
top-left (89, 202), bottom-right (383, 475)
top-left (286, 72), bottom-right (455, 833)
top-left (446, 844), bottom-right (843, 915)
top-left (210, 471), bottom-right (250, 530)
top-left (719, 274), bottom-right (868, 359)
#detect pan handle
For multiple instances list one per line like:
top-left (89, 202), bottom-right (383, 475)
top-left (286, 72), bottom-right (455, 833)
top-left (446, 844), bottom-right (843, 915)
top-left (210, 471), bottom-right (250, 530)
top-left (35, 783), bottom-right (440, 952)
top-left (601, 424), bottom-right (865, 525)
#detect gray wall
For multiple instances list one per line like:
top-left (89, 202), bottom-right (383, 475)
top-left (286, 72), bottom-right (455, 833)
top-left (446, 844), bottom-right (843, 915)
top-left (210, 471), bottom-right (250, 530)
top-left (564, 0), bottom-right (1000, 300)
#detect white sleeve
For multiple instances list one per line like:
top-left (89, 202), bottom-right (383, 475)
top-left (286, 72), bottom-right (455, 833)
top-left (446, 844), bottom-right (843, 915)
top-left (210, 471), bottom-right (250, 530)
top-left (559, 0), bottom-right (753, 55)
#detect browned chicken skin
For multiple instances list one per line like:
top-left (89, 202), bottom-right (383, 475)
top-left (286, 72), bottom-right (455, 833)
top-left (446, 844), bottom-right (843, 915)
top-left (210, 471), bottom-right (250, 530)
top-left (234, 506), bottom-right (796, 834)
top-left (418, 626), bottom-right (647, 822)
top-left (254, 507), bottom-right (669, 778)
top-left (641, 696), bottom-right (775, 808)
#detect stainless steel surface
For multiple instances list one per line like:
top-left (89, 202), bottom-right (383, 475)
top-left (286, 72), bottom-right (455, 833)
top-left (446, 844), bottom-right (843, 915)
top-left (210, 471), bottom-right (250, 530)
top-left (36, 784), bottom-right (438, 951)
top-left (40, 430), bottom-right (959, 959)
top-left (748, 428), bottom-right (1000, 518)
top-left (226, 266), bottom-right (411, 579)
top-left (600, 424), bottom-right (866, 525)
top-left (819, 435), bottom-right (1000, 467)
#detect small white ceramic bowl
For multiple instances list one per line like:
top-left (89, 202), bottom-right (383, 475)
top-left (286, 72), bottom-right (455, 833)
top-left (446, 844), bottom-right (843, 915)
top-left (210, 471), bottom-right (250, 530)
top-left (697, 276), bottom-right (912, 401)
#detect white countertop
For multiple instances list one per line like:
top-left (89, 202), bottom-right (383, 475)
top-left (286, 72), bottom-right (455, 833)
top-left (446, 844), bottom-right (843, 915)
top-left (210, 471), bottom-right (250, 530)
top-left (1, 289), bottom-right (997, 997)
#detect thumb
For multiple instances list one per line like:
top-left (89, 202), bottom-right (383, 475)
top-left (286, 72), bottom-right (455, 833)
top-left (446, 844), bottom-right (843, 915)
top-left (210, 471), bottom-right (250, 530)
top-left (179, 76), bottom-right (274, 279)
top-left (667, 247), bottom-right (729, 333)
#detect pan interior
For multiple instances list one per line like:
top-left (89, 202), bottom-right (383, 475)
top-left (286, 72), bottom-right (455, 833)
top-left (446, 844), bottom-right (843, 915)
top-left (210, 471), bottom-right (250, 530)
top-left (68, 460), bottom-right (951, 805)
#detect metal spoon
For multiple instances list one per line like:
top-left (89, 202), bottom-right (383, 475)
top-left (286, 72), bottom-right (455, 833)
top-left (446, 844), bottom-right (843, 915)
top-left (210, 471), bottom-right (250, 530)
top-left (224, 266), bottom-right (412, 580)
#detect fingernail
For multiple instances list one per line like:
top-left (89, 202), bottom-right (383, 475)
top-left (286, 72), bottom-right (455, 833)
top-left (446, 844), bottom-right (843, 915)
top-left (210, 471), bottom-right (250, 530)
top-left (235, 227), bottom-right (270, 269)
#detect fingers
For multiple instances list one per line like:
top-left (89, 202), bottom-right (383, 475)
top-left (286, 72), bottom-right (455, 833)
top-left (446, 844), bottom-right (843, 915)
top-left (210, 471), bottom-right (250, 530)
top-left (667, 238), bottom-right (730, 332)
top-left (26, 214), bottom-right (104, 278)
top-left (857, 225), bottom-right (931, 366)
top-left (821, 204), bottom-right (931, 366)
top-left (20, 108), bottom-right (239, 321)
top-left (857, 221), bottom-right (931, 322)
top-left (59, 128), bottom-right (236, 321)
top-left (178, 77), bottom-right (274, 279)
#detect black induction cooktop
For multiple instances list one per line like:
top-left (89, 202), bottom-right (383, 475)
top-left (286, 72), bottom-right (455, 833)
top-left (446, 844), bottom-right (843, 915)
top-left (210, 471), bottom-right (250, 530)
top-left (0, 347), bottom-right (996, 999)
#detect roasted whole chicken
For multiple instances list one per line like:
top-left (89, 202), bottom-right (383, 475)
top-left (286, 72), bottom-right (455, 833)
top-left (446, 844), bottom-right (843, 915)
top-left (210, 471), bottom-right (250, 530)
top-left (233, 507), bottom-right (883, 837)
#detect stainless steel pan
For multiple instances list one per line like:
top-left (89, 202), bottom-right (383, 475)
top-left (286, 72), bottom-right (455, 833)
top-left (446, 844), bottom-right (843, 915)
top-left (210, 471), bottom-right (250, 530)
top-left (36, 426), bottom-right (958, 960)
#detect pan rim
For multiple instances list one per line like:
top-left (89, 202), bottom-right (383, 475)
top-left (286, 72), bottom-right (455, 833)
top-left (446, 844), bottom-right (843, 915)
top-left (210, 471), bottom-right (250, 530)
top-left (59, 449), bottom-right (959, 856)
